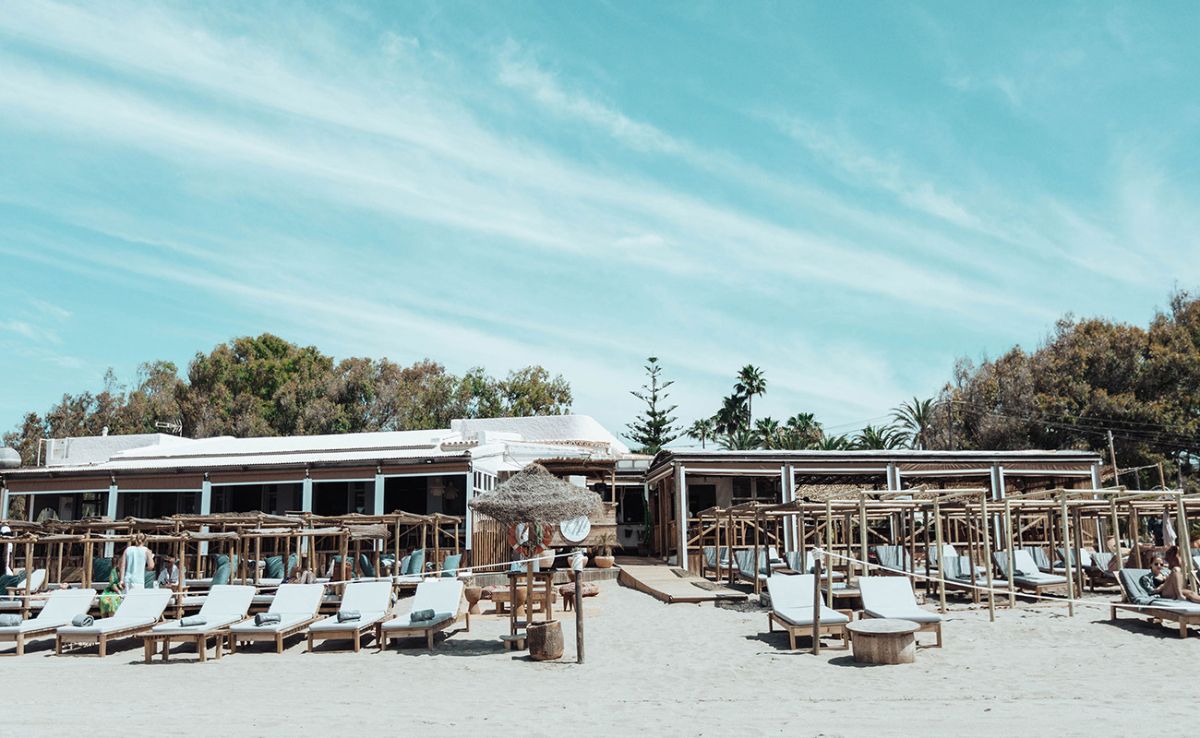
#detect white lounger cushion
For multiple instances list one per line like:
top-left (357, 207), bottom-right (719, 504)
top-left (1011, 551), bottom-right (1067, 585)
top-left (152, 585), bottom-right (254, 633)
top-left (859, 576), bottom-right (943, 624)
top-left (382, 580), bottom-right (463, 631)
top-left (309, 580), bottom-right (392, 632)
top-left (230, 583), bottom-right (324, 634)
top-left (766, 574), bottom-right (849, 627)
top-left (0, 589), bottom-right (94, 634)
top-left (58, 589), bottom-right (173, 635)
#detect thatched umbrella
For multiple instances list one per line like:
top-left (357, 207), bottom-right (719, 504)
top-left (470, 463), bottom-right (600, 659)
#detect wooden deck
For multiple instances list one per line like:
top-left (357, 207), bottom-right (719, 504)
top-left (616, 559), bottom-right (748, 604)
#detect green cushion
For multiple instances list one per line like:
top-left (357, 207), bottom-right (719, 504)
top-left (441, 554), bottom-right (462, 578)
top-left (404, 549), bottom-right (425, 576)
top-left (211, 554), bottom-right (232, 586)
top-left (358, 554), bottom-right (376, 579)
top-left (92, 558), bottom-right (113, 582)
top-left (264, 556), bottom-right (284, 580)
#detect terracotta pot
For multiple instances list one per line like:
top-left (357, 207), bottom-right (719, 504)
top-left (464, 586), bottom-right (483, 615)
top-left (592, 554), bottom-right (615, 569)
top-left (537, 549), bottom-right (556, 570)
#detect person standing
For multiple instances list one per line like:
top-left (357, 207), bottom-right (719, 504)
top-left (119, 533), bottom-right (155, 591)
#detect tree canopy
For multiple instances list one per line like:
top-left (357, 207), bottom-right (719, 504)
top-left (924, 290), bottom-right (1200, 486)
top-left (3, 333), bottom-right (572, 464)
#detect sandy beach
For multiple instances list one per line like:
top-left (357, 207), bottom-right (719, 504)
top-left (6, 579), bottom-right (1198, 737)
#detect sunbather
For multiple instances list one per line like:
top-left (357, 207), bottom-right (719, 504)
top-left (288, 556), bottom-right (316, 585)
top-left (1141, 555), bottom-right (1200, 604)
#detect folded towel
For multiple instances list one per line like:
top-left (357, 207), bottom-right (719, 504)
top-left (0, 613), bottom-right (22, 627)
top-left (181, 615), bottom-right (207, 627)
top-left (337, 610), bottom-right (361, 623)
top-left (255, 613), bottom-right (281, 627)
top-left (71, 614), bottom-right (94, 628)
top-left (409, 608), bottom-right (436, 623)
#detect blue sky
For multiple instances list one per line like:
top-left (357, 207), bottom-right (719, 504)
top-left (1, 1), bottom-right (1198, 443)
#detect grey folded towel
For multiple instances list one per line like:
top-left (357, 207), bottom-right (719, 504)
top-left (337, 610), bottom-right (361, 623)
top-left (409, 608), bottom-right (436, 623)
top-left (255, 613), bottom-right (281, 626)
top-left (0, 613), bottom-right (22, 627)
top-left (71, 614), bottom-right (94, 628)
top-left (181, 615), bottom-right (207, 627)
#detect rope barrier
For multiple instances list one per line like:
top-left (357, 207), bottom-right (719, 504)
top-left (807, 546), bottom-right (1197, 615)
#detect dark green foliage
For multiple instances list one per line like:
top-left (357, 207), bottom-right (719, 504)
top-left (2, 333), bottom-right (572, 464)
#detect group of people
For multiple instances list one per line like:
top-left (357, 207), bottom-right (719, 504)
top-left (1140, 546), bottom-right (1200, 604)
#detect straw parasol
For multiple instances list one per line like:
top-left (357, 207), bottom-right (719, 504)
top-left (469, 463), bottom-right (599, 525)
top-left (470, 463), bottom-right (600, 659)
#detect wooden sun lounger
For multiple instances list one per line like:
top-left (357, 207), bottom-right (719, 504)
top-left (377, 580), bottom-right (467, 650)
top-left (1111, 568), bottom-right (1200, 638)
top-left (230, 615), bottom-right (319, 654)
top-left (766, 574), bottom-right (852, 651)
top-left (55, 590), bottom-right (174, 657)
top-left (142, 625), bottom-right (237, 663)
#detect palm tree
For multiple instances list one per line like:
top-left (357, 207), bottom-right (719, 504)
top-left (719, 427), bottom-right (759, 450)
top-left (753, 417), bottom-right (781, 449)
top-left (892, 396), bottom-right (936, 449)
top-left (735, 365), bottom-right (767, 425)
top-left (779, 412), bottom-right (823, 449)
top-left (714, 393), bottom-right (747, 436)
top-left (853, 423), bottom-right (904, 450)
top-left (686, 417), bottom-right (716, 449)
top-left (814, 434), bottom-right (851, 450)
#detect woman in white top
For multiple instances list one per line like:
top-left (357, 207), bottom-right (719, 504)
top-left (119, 532), bottom-right (155, 591)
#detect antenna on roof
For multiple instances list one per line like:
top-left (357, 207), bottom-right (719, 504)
top-left (155, 420), bottom-right (183, 436)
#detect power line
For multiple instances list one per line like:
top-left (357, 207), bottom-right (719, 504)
top-left (949, 401), bottom-right (1199, 448)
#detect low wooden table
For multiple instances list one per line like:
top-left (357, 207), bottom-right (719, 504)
top-left (846, 618), bottom-right (919, 665)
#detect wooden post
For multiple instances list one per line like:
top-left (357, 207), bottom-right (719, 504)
top-left (573, 553), bottom-right (585, 664)
top-left (1059, 493), bottom-right (1075, 617)
top-left (933, 498), bottom-right (946, 613)
top-left (858, 494), bottom-right (868, 578)
top-left (1003, 498), bottom-right (1016, 607)
top-left (811, 554), bottom-right (822, 655)
top-left (978, 495), bottom-right (995, 622)
top-left (965, 507), bottom-right (979, 604)
top-left (1109, 498), bottom-right (1124, 572)
top-left (824, 500), bottom-right (834, 608)
top-left (1071, 509), bottom-right (1087, 594)
top-left (753, 505), bottom-right (762, 596)
top-left (1175, 496), bottom-right (1193, 588)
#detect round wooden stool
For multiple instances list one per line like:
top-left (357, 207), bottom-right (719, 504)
top-left (846, 619), bottom-right (920, 665)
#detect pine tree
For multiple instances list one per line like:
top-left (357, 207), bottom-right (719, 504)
top-left (626, 357), bottom-right (680, 454)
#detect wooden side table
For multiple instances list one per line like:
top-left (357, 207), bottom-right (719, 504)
top-left (846, 618), bottom-right (920, 664)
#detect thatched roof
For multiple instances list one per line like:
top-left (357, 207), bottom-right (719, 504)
top-left (469, 463), bottom-right (600, 525)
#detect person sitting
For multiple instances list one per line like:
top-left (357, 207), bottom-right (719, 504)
top-left (156, 556), bottom-right (179, 588)
top-left (1139, 554), bottom-right (1200, 604)
top-left (288, 555), bottom-right (316, 585)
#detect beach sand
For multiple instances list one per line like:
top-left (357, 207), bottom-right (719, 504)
top-left (5, 580), bottom-right (1198, 737)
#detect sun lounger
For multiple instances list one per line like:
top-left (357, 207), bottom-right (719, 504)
top-left (1085, 552), bottom-right (1119, 590)
top-left (783, 551), bottom-right (846, 580)
top-left (858, 576), bottom-right (943, 647)
top-left (0, 589), bottom-right (94, 656)
top-left (994, 550), bottom-right (1068, 595)
top-left (938, 555), bottom-right (990, 596)
top-left (307, 580), bottom-right (392, 653)
top-left (1, 569), bottom-right (48, 616)
top-left (767, 546), bottom-right (785, 569)
top-left (873, 546), bottom-right (916, 574)
top-left (141, 585), bottom-right (255, 663)
top-left (1111, 568), bottom-right (1200, 638)
top-left (56, 589), bottom-right (173, 657)
top-left (378, 579), bottom-right (467, 650)
top-left (765, 574), bottom-right (851, 650)
top-left (229, 583), bottom-right (324, 654)
top-left (734, 550), bottom-right (770, 584)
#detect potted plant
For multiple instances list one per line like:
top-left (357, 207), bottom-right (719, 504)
top-left (592, 533), bottom-right (616, 569)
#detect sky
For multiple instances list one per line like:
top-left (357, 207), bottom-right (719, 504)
top-left (1, 1), bottom-right (1198, 445)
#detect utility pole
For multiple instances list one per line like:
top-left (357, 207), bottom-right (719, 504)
top-left (1106, 431), bottom-right (1120, 486)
